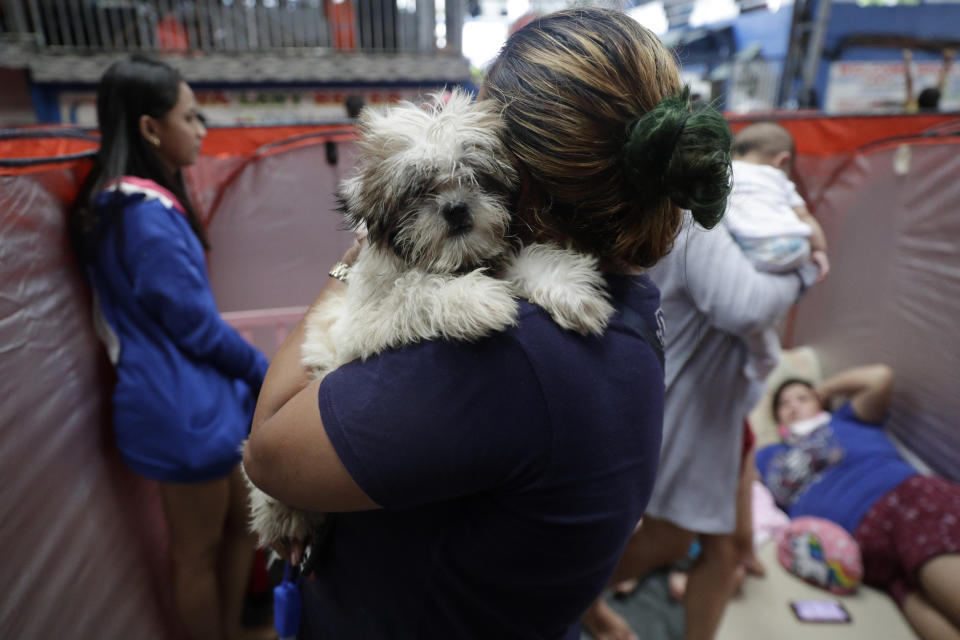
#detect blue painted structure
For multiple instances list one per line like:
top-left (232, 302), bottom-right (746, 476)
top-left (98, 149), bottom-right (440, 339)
top-left (667, 6), bottom-right (793, 108)
top-left (814, 3), bottom-right (960, 108)
top-left (675, 1), bottom-right (960, 109)
top-left (29, 85), bottom-right (62, 124)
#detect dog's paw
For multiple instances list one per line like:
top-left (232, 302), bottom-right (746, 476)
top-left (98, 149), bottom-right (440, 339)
top-left (242, 463), bottom-right (326, 550)
top-left (344, 252), bottom-right (520, 354)
top-left (506, 243), bottom-right (614, 336)
top-left (425, 270), bottom-right (518, 340)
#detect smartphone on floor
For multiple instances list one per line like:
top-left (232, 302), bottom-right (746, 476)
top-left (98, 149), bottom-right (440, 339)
top-left (790, 599), bottom-right (852, 623)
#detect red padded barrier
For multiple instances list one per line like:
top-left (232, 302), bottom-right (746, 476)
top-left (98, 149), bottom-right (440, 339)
top-left (787, 135), bottom-right (960, 482)
top-left (728, 111), bottom-right (957, 155)
top-left (0, 168), bottom-right (183, 639)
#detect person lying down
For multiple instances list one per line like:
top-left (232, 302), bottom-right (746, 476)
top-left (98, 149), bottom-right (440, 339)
top-left (756, 363), bottom-right (960, 640)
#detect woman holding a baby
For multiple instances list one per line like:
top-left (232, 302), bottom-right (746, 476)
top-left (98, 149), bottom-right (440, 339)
top-left (244, 8), bottom-right (735, 638)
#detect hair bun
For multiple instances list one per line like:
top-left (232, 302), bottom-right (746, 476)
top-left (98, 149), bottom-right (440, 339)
top-left (624, 87), bottom-right (732, 229)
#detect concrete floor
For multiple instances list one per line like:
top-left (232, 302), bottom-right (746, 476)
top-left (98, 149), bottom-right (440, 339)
top-left (581, 541), bottom-right (918, 640)
top-left (578, 570), bottom-right (684, 640)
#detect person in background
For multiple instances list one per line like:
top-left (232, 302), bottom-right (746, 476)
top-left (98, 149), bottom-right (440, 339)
top-left (903, 48), bottom-right (955, 113)
top-left (582, 173), bottom-right (821, 639)
top-left (759, 364), bottom-right (960, 640)
top-left (652, 121), bottom-right (834, 615)
top-left (344, 94), bottom-right (365, 120)
top-left (242, 8), bottom-right (733, 638)
top-left (70, 55), bottom-right (269, 640)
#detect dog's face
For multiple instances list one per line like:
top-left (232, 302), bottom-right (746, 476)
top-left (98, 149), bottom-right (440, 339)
top-left (338, 89), bottom-right (518, 273)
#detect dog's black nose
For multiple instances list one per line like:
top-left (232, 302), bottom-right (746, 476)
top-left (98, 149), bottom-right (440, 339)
top-left (441, 202), bottom-right (472, 235)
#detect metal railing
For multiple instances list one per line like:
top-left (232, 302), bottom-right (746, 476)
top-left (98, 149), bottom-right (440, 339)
top-left (727, 58), bottom-right (781, 112)
top-left (1, 0), bottom-right (444, 53)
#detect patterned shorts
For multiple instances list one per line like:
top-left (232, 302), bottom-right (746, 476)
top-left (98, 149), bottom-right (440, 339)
top-left (852, 474), bottom-right (960, 606)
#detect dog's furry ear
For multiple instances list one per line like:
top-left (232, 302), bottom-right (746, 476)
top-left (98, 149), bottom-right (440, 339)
top-left (336, 175), bottom-right (367, 231)
top-left (338, 174), bottom-right (394, 247)
top-left (353, 98), bottom-right (392, 138)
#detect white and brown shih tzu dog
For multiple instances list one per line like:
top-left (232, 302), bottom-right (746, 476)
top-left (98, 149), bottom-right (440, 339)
top-left (245, 88), bottom-right (614, 555)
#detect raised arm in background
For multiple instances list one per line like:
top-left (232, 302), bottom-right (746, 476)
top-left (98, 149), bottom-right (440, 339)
top-left (903, 49), bottom-right (916, 110)
top-left (937, 48), bottom-right (955, 94)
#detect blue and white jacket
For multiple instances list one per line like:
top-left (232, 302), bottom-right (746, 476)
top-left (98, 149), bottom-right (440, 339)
top-left (86, 177), bottom-right (268, 482)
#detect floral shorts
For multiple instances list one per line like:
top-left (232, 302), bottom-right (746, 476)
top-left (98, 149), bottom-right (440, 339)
top-left (852, 474), bottom-right (960, 606)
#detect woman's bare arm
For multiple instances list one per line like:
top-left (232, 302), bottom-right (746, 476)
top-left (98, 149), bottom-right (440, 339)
top-left (243, 245), bottom-right (380, 512)
top-left (903, 49), bottom-right (915, 107)
top-left (937, 48), bottom-right (955, 93)
top-left (815, 364), bottom-right (893, 424)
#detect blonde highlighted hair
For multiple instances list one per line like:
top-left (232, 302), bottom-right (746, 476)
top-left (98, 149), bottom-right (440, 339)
top-left (484, 8), bottom-right (731, 268)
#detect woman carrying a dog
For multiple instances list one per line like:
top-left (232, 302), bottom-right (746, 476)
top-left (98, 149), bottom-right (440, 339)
top-left (244, 9), bottom-right (731, 638)
top-left (71, 56), bottom-right (268, 639)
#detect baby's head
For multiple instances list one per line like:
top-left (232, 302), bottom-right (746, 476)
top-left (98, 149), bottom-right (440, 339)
top-left (733, 122), bottom-right (795, 175)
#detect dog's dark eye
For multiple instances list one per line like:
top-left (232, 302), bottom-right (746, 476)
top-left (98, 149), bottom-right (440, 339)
top-left (404, 184), bottom-right (427, 203)
top-left (397, 168), bottom-right (429, 203)
top-left (476, 172), bottom-right (510, 198)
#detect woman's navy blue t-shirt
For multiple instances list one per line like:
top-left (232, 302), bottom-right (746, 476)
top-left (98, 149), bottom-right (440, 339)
top-left (302, 275), bottom-right (664, 639)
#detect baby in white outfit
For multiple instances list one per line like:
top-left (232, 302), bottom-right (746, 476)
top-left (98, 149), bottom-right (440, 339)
top-left (726, 122), bottom-right (829, 405)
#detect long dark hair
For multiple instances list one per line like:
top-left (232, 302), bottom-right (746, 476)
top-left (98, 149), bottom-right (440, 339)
top-left (70, 55), bottom-right (208, 258)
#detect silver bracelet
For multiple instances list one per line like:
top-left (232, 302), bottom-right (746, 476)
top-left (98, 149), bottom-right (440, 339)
top-left (328, 261), bottom-right (351, 282)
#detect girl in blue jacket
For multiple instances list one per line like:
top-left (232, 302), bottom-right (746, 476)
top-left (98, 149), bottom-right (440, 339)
top-left (70, 56), bottom-right (268, 640)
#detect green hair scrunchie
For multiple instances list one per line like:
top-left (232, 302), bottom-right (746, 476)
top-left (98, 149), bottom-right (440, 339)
top-left (624, 86), bottom-right (732, 229)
